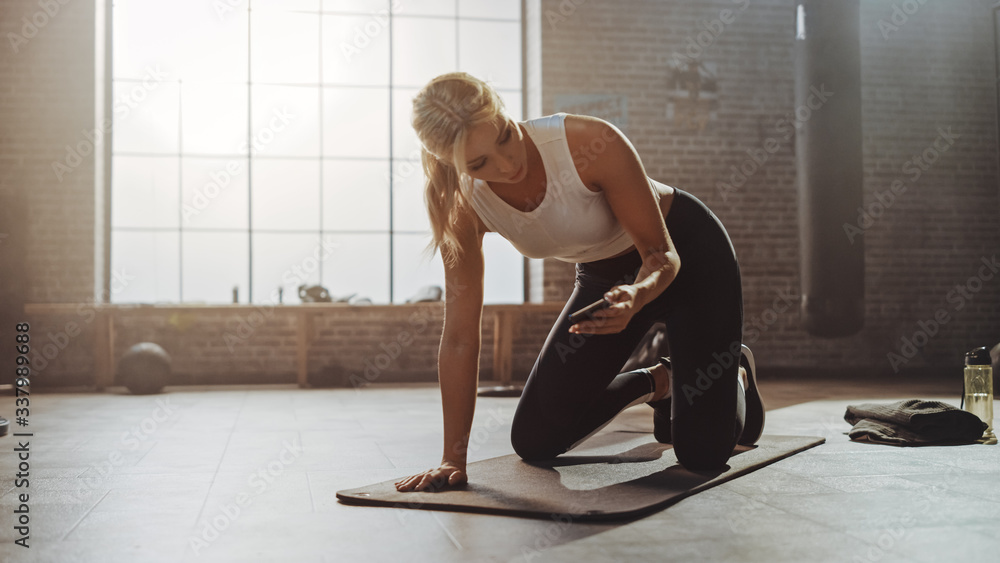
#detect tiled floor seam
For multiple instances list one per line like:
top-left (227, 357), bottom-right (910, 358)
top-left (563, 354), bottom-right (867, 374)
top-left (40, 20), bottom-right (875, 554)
top-left (191, 389), bottom-right (249, 527)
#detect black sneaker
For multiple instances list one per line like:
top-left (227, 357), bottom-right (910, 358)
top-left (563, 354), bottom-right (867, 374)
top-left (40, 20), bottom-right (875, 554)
top-left (737, 345), bottom-right (766, 445)
top-left (649, 357), bottom-right (673, 444)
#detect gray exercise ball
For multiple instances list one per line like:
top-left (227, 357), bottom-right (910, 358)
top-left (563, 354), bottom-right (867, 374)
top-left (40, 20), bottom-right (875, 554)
top-left (117, 342), bottom-right (171, 395)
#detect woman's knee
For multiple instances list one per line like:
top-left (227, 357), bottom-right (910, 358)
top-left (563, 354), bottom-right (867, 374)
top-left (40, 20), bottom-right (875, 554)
top-left (511, 435), bottom-right (560, 462)
top-left (510, 432), bottom-right (563, 462)
top-left (672, 439), bottom-right (733, 471)
top-left (510, 412), bottom-right (565, 462)
top-left (671, 417), bottom-right (738, 471)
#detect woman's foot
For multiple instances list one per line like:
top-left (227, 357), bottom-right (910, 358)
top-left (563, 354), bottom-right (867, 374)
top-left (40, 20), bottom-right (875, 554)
top-left (649, 357), bottom-right (673, 444)
top-left (647, 362), bottom-right (743, 402)
top-left (647, 362), bottom-right (671, 403)
top-left (650, 354), bottom-right (756, 446)
top-left (737, 344), bottom-right (766, 446)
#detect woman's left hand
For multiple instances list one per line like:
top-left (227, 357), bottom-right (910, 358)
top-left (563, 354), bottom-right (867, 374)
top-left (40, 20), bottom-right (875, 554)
top-left (569, 284), bottom-right (642, 335)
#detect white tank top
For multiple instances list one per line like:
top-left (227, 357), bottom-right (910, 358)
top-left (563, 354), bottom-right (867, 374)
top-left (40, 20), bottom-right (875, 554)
top-left (464, 113), bottom-right (640, 263)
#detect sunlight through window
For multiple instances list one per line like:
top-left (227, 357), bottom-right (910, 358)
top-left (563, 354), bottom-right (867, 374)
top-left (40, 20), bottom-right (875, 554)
top-left (110, 0), bottom-right (524, 305)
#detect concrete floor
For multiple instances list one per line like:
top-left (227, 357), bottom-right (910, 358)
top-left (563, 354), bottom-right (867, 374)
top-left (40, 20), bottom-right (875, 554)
top-left (0, 377), bottom-right (997, 563)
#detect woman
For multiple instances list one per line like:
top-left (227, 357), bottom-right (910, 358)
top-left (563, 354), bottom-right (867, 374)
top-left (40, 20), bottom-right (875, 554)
top-left (395, 72), bottom-right (764, 492)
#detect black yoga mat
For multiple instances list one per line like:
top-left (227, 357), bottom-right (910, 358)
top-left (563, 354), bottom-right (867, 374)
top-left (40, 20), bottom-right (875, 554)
top-left (336, 433), bottom-right (824, 521)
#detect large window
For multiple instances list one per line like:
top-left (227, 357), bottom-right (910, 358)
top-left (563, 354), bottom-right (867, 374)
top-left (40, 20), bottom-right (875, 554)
top-left (110, 0), bottom-right (524, 305)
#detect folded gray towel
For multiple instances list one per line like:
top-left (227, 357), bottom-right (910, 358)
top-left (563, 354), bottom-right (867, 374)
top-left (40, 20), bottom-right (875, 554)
top-left (844, 399), bottom-right (987, 446)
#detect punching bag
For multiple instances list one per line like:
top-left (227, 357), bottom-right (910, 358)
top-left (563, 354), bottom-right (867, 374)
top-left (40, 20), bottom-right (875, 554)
top-left (795, 0), bottom-right (865, 337)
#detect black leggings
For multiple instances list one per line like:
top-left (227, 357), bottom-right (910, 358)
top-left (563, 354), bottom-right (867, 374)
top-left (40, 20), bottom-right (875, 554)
top-left (510, 188), bottom-right (745, 470)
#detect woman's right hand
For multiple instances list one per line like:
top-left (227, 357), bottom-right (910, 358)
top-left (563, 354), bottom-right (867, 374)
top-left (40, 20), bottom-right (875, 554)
top-left (394, 462), bottom-right (468, 492)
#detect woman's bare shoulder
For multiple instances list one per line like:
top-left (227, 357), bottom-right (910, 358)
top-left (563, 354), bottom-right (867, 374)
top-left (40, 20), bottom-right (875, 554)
top-left (561, 113), bottom-right (624, 191)
top-left (454, 195), bottom-right (492, 238)
top-left (562, 113), bottom-right (618, 138)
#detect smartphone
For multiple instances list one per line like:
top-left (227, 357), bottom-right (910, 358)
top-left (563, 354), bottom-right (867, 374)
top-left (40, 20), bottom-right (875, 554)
top-left (568, 298), bottom-right (611, 325)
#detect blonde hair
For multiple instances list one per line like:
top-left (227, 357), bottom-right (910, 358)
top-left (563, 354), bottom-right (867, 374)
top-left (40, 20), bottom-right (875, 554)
top-left (411, 72), bottom-right (510, 268)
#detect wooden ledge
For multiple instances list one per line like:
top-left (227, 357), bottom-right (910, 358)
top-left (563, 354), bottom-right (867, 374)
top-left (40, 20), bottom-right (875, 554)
top-left (23, 302), bottom-right (566, 390)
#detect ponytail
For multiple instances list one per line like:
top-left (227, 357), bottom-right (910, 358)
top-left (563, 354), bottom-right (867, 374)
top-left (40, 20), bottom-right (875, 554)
top-left (411, 71), bottom-right (508, 269)
top-left (420, 148), bottom-right (468, 269)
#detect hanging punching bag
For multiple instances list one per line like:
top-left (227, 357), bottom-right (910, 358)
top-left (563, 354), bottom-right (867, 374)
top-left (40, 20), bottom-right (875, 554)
top-left (795, 0), bottom-right (865, 337)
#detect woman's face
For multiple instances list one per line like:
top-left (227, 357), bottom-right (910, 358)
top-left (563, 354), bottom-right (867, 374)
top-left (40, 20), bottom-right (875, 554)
top-left (461, 117), bottom-right (527, 184)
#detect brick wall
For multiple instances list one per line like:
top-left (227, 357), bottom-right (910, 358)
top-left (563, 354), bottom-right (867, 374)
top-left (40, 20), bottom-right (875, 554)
top-left (0, 0), bottom-right (97, 304)
top-left (1, 0), bottom-right (99, 386)
top-left (4, 0), bottom-right (998, 389)
top-left (22, 305), bottom-right (565, 388)
top-left (539, 0), bottom-right (1000, 376)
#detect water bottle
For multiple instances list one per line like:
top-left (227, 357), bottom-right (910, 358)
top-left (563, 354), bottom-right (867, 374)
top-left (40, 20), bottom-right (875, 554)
top-left (963, 347), bottom-right (995, 444)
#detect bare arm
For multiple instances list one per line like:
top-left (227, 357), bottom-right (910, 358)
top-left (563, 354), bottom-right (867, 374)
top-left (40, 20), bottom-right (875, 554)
top-left (396, 203), bottom-right (486, 491)
top-left (437, 343), bottom-right (480, 468)
top-left (565, 115), bottom-right (681, 335)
